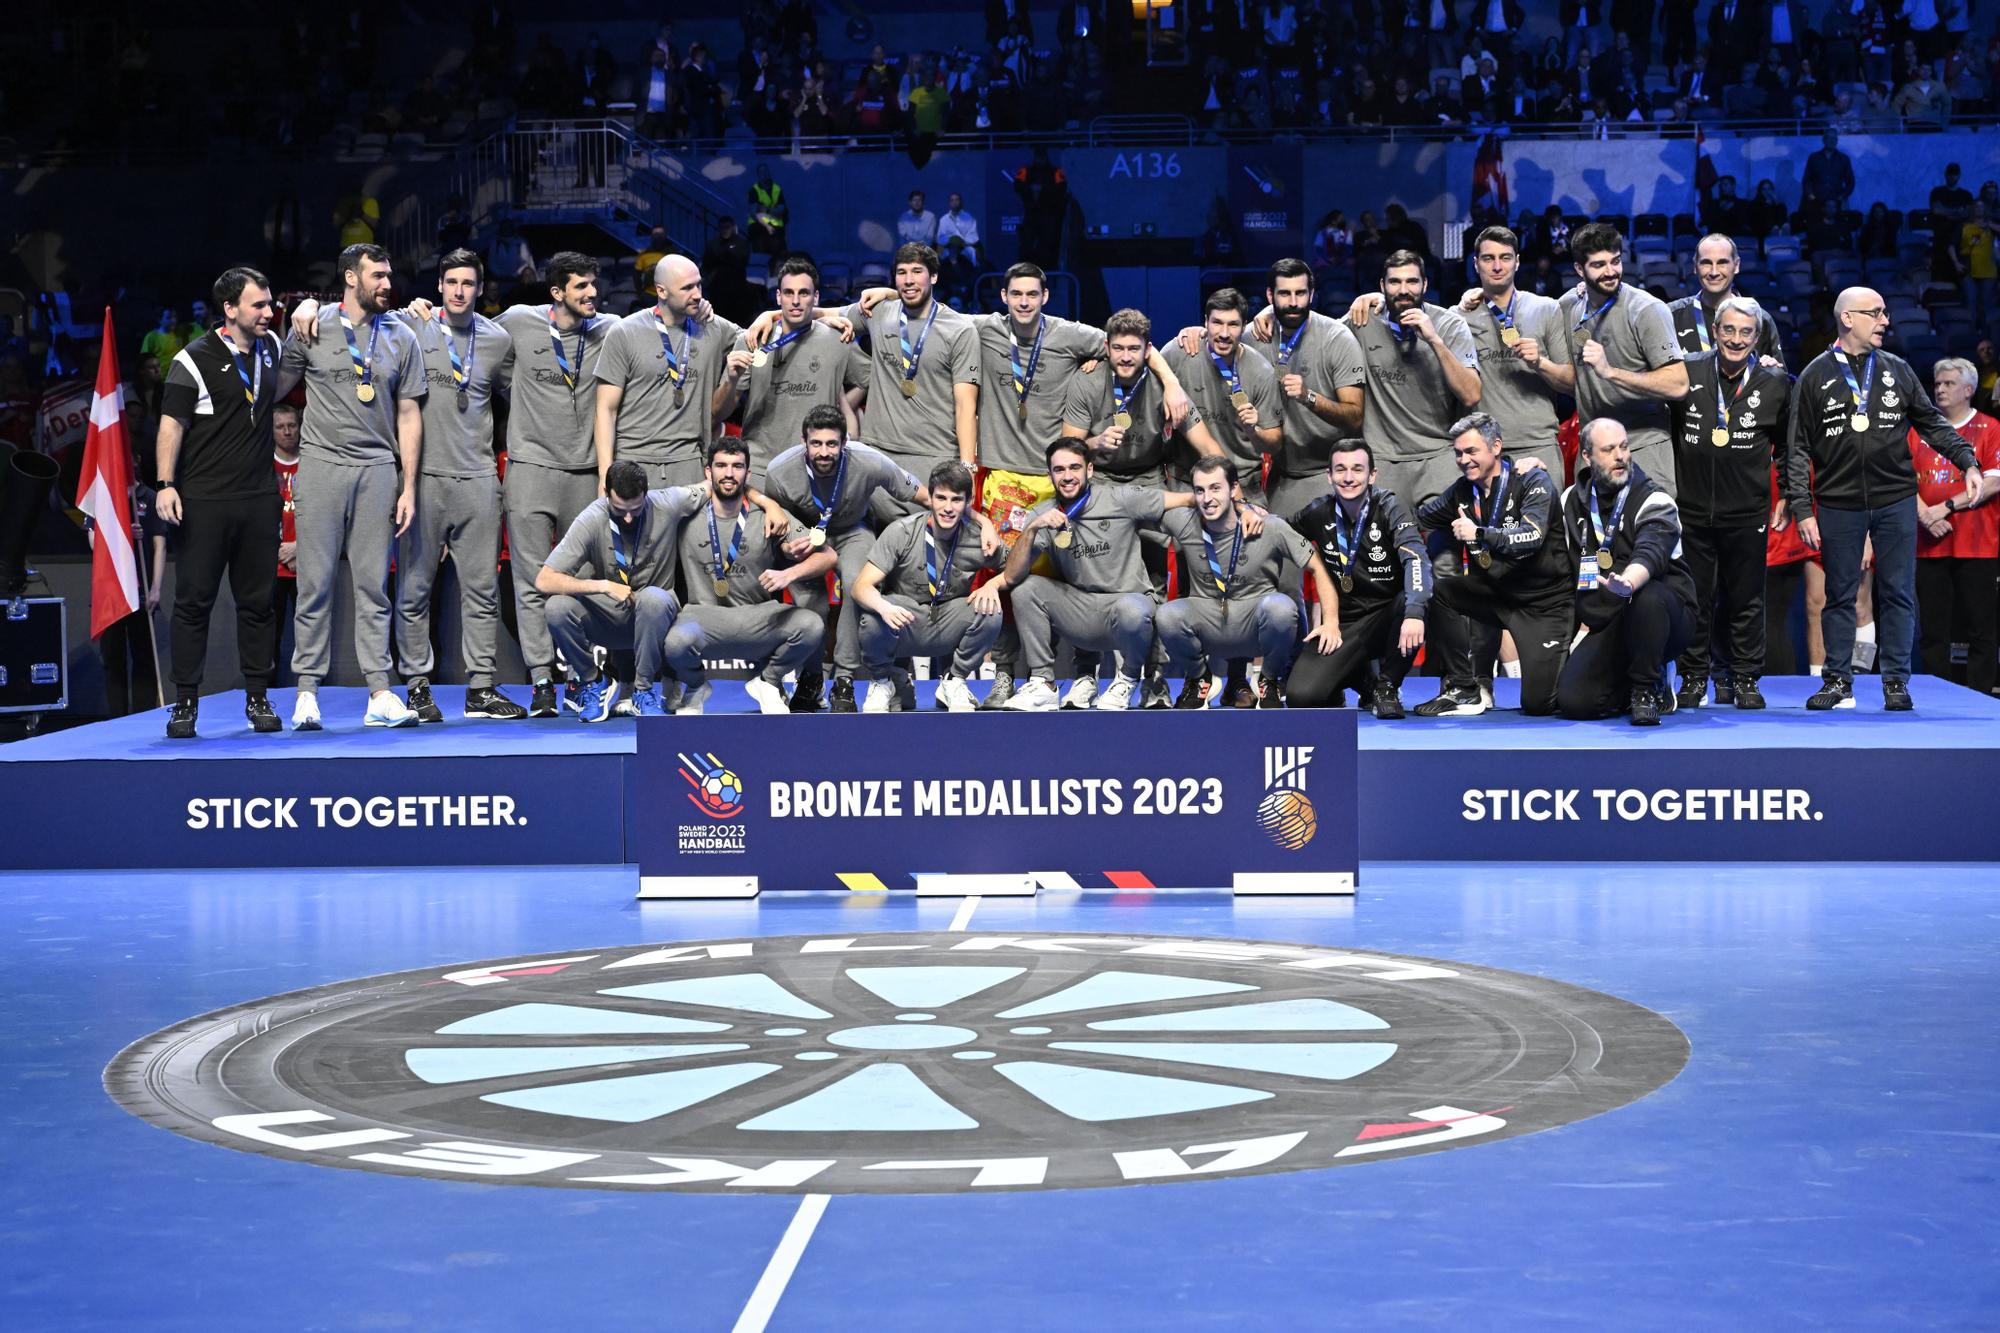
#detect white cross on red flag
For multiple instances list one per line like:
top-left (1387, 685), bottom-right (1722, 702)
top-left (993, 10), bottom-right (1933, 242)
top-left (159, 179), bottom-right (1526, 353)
top-left (74, 309), bottom-right (139, 638)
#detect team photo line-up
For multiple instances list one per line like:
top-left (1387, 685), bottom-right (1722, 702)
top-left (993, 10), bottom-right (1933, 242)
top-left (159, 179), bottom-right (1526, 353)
top-left (151, 220), bottom-right (1996, 738)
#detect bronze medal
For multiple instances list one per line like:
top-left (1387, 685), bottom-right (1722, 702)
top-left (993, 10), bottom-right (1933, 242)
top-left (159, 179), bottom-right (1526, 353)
top-left (1475, 550), bottom-right (1493, 569)
top-left (672, 386), bottom-right (685, 411)
top-left (1339, 574), bottom-right (1354, 592)
top-left (355, 382), bottom-right (376, 404)
top-left (1849, 412), bottom-right (1869, 432)
top-left (900, 378), bottom-right (918, 398)
top-left (808, 527), bottom-right (827, 548)
top-left (456, 388), bottom-right (469, 414)
top-left (1017, 400), bottom-right (1028, 425)
top-left (1711, 426), bottom-right (1730, 447)
top-left (1500, 326), bottom-right (1522, 347)
top-left (1572, 333), bottom-right (1590, 356)
top-left (713, 577), bottom-right (730, 598)
top-left (1053, 528), bottom-right (1073, 549)
top-left (1112, 410), bottom-right (1133, 430)
top-left (751, 349), bottom-right (769, 368)
top-left (1228, 389), bottom-right (1251, 411)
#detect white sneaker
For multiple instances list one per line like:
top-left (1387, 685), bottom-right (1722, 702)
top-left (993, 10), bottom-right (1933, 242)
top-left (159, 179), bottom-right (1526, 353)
top-left (613, 695), bottom-right (639, 717)
top-left (292, 692), bottom-right (322, 732)
top-left (862, 680), bottom-right (895, 713)
top-left (744, 679), bottom-right (789, 715)
top-left (936, 676), bottom-right (978, 713)
top-left (1480, 682), bottom-right (1496, 711)
top-left (1005, 678), bottom-right (1061, 711)
top-left (364, 691), bottom-right (418, 728)
top-left (675, 682), bottom-right (713, 716)
top-left (1094, 676), bottom-right (1139, 711)
top-left (1061, 677), bottom-right (1098, 710)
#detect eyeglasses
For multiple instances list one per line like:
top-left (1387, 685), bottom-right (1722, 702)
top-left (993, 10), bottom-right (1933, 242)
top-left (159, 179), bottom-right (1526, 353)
top-left (1852, 308), bottom-right (1890, 321)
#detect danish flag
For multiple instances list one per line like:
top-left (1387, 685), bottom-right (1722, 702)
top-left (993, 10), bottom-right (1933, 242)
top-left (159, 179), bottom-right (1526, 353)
top-left (74, 310), bottom-right (139, 638)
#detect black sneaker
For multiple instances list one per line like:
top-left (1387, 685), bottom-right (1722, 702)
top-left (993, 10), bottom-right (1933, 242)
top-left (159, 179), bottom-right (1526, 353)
top-left (828, 675), bottom-right (857, 713)
top-left (407, 682), bottom-right (445, 723)
top-left (1806, 676), bottom-right (1855, 711)
top-left (1173, 676), bottom-right (1209, 709)
top-left (1675, 674), bottom-right (1710, 710)
top-left (1370, 676), bottom-right (1405, 719)
top-left (1713, 677), bottom-right (1737, 707)
top-left (166, 698), bottom-right (197, 740)
top-left (1883, 679), bottom-right (1914, 711)
top-left (244, 694), bottom-right (280, 733)
top-left (1733, 676), bottom-right (1765, 710)
top-left (1225, 677), bottom-right (1255, 709)
top-left (1256, 676), bottom-right (1285, 708)
top-left (563, 676), bottom-right (584, 714)
top-left (1629, 687), bottom-right (1661, 726)
top-left (466, 686), bottom-right (529, 720)
top-left (790, 667), bottom-right (825, 713)
top-left (895, 672), bottom-right (917, 713)
top-left (529, 681), bottom-right (559, 717)
top-left (1413, 684), bottom-right (1487, 717)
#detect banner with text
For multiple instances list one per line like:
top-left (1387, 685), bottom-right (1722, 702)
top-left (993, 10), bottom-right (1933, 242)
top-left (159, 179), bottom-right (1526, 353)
top-left (631, 711), bottom-right (1358, 891)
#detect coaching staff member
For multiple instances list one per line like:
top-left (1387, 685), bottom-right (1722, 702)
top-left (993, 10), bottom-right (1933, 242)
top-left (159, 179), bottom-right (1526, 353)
top-left (156, 266), bottom-right (291, 739)
top-left (1786, 287), bottom-right (1983, 711)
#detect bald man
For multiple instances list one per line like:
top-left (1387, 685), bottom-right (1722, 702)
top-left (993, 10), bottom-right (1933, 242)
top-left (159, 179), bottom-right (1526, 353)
top-left (1666, 235), bottom-right (1785, 364)
top-left (1785, 286), bottom-right (1983, 710)
top-left (594, 255), bottom-right (745, 489)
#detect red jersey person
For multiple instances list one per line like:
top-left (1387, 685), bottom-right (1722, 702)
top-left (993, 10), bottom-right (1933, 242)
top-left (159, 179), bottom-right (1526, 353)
top-left (1911, 357), bottom-right (2000, 695)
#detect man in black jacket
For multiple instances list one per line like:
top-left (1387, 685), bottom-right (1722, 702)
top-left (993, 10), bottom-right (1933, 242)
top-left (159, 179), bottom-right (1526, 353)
top-left (1785, 287), bottom-right (1984, 711)
top-left (1557, 419), bottom-right (1699, 725)
top-left (1411, 412), bottom-right (1574, 717)
top-left (1669, 295), bottom-right (1792, 709)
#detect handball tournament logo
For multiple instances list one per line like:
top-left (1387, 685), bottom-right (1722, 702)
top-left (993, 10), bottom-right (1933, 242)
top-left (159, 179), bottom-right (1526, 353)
top-left (102, 933), bottom-right (1687, 1195)
top-left (1257, 745), bottom-right (1318, 851)
top-left (679, 749), bottom-right (744, 820)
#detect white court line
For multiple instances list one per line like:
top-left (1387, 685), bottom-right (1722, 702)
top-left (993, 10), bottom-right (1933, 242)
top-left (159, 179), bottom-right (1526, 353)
top-left (731, 1192), bottom-right (830, 1333)
top-left (731, 894), bottom-right (980, 1330)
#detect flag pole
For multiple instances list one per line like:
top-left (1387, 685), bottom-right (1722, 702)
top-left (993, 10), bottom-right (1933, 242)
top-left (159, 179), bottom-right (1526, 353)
top-left (131, 481), bottom-right (166, 710)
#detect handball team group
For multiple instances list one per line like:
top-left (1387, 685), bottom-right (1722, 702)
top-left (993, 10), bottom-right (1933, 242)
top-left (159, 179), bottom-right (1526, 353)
top-left (152, 221), bottom-right (1994, 738)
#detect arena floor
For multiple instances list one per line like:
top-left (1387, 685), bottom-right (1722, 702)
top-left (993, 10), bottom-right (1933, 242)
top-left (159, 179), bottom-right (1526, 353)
top-left (6, 865), bottom-right (1995, 1330)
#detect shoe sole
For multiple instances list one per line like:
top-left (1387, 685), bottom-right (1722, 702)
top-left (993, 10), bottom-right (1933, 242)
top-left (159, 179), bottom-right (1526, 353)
top-left (248, 721), bottom-right (282, 733)
top-left (1415, 703), bottom-right (1488, 718)
top-left (1808, 698), bottom-right (1858, 711)
top-left (166, 728), bottom-right (197, 740)
top-left (293, 719), bottom-right (322, 732)
top-left (465, 708), bottom-right (528, 720)
top-left (364, 716), bottom-right (419, 728)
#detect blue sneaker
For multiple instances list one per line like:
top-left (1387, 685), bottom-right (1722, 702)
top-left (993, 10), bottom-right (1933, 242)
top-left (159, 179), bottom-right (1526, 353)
top-left (577, 676), bottom-right (620, 723)
top-left (629, 684), bottom-right (666, 717)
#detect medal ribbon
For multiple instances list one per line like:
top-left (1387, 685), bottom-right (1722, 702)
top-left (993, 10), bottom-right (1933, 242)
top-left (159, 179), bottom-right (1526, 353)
top-left (1334, 490), bottom-right (1373, 579)
top-left (707, 502), bottom-right (746, 588)
top-left (809, 447), bottom-right (848, 536)
top-left (1833, 349), bottom-right (1877, 423)
top-left (339, 310), bottom-right (382, 392)
top-left (1573, 289), bottom-right (1618, 343)
top-left (1465, 460), bottom-right (1512, 567)
top-left (1486, 292), bottom-right (1517, 337)
top-left (1057, 486), bottom-right (1092, 542)
top-left (223, 331), bottom-right (264, 409)
top-left (1208, 347), bottom-right (1243, 395)
top-left (656, 312), bottom-right (694, 387)
top-left (442, 313), bottom-right (475, 389)
top-left (1201, 519), bottom-right (1244, 598)
top-left (762, 326), bottom-right (805, 358)
top-left (1715, 362), bottom-right (1750, 430)
top-left (1010, 315), bottom-right (1046, 410)
top-left (610, 512), bottom-right (641, 586)
top-left (1587, 480), bottom-right (1631, 558)
top-left (1276, 315), bottom-right (1309, 366)
top-left (1111, 368), bottom-right (1147, 420)
top-left (549, 308), bottom-right (583, 390)
top-left (898, 300), bottom-right (939, 388)
top-left (923, 520), bottom-right (961, 603)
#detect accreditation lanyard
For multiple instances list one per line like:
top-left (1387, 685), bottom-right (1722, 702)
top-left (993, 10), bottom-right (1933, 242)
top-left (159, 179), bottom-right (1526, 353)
top-left (1009, 315), bottom-right (1046, 419)
top-left (656, 311), bottom-right (694, 389)
top-left (340, 311), bottom-right (381, 395)
top-left (809, 447), bottom-right (848, 537)
top-left (1833, 349), bottom-right (1877, 426)
top-left (222, 331), bottom-right (266, 411)
top-left (1275, 315), bottom-right (1309, 366)
top-left (1587, 481), bottom-right (1631, 562)
top-left (549, 308), bottom-right (585, 390)
top-left (707, 502), bottom-right (746, 590)
top-left (1333, 490), bottom-right (1372, 578)
top-left (1466, 461), bottom-right (1512, 565)
top-left (923, 520), bottom-right (961, 603)
top-left (1201, 519), bottom-right (1244, 598)
top-left (898, 300), bottom-right (939, 389)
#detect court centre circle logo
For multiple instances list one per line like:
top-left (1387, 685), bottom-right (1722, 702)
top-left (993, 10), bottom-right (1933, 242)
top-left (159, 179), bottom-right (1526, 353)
top-left (105, 933), bottom-right (1688, 1194)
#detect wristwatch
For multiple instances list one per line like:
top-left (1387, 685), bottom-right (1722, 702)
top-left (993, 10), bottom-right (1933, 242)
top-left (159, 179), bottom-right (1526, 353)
top-left (1304, 390), bottom-right (1321, 409)
top-left (156, 480), bottom-right (176, 492)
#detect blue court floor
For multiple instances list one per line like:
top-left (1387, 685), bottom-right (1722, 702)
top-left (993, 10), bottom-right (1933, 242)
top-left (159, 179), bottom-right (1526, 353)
top-left (4, 866), bottom-right (1996, 1331)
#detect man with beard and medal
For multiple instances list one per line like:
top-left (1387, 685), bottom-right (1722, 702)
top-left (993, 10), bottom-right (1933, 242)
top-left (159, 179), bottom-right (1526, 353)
top-left (1668, 295), bottom-right (1792, 711)
top-left (1560, 223), bottom-right (1691, 493)
top-left (1786, 286), bottom-right (1984, 711)
top-left (993, 439), bottom-right (1221, 712)
top-left (1667, 235), bottom-right (1785, 365)
top-left (277, 242), bottom-right (427, 730)
top-left (850, 461), bottom-right (1009, 713)
top-left (713, 257), bottom-right (863, 491)
top-left (763, 405), bottom-right (997, 711)
top-left (1162, 288), bottom-right (1283, 506)
top-left (663, 439), bottom-right (834, 715)
top-left (1154, 455), bottom-right (1338, 709)
top-left (1244, 258), bottom-right (1367, 519)
top-left (595, 254), bottom-right (744, 490)
top-left (533, 459), bottom-right (706, 721)
top-left (1284, 441), bottom-right (1434, 716)
top-left (388, 248), bottom-right (525, 723)
top-left (1412, 413), bottom-right (1574, 717)
top-left (1556, 419), bottom-right (1700, 725)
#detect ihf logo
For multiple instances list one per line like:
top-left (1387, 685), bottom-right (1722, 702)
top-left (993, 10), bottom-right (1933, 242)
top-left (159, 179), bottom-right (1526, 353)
top-left (1257, 745), bottom-right (1317, 851)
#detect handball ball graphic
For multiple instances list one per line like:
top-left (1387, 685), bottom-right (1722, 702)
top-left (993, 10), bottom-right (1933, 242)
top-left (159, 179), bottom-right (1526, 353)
top-left (1256, 789), bottom-right (1317, 850)
top-left (702, 769), bottom-right (743, 811)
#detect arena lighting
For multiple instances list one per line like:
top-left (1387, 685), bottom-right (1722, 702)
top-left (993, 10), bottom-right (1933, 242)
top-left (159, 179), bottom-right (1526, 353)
top-left (1131, 0), bottom-right (1172, 16)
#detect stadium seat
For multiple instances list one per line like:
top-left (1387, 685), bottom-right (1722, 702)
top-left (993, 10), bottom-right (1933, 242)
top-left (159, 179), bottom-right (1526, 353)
top-left (1670, 212), bottom-right (1698, 240)
top-left (1633, 236), bottom-right (1671, 260)
top-left (1921, 283), bottom-right (1963, 308)
top-left (1634, 214), bottom-right (1670, 240)
top-left (1763, 236), bottom-right (1801, 264)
